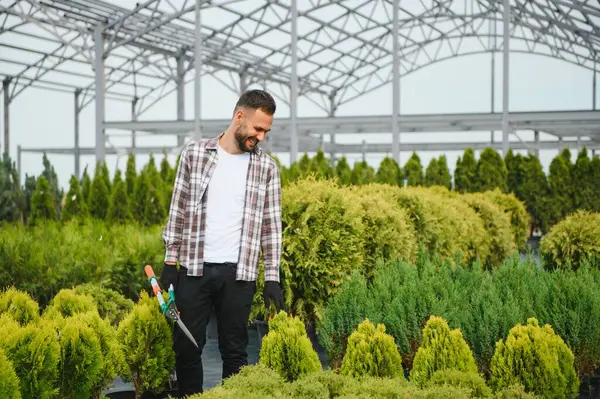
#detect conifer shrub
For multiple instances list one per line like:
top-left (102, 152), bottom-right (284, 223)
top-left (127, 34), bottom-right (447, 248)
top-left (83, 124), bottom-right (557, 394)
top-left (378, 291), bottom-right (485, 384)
top-left (42, 288), bottom-right (97, 319)
top-left (0, 317), bottom-right (60, 399)
top-left (0, 286), bottom-right (40, 326)
top-left (280, 177), bottom-right (365, 324)
top-left (0, 346), bottom-right (20, 399)
top-left (117, 291), bottom-right (175, 399)
top-left (539, 210), bottom-right (600, 270)
top-left (317, 270), bottom-right (374, 369)
top-left (461, 192), bottom-right (516, 268)
top-left (214, 363), bottom-right (287, 398)
top-left (73, 283), bottom-right (134, 326)
top-left (426, 369), bottom-right (491, 398)
top-left (259, 311), bottom-right (322, 382)
top-left (489, 318), bottom-right (579, 399)
top-left (483, 189), bottom-right (530, 251)
top-left (346, 184), bottom-right (418, 278)
top-left (340, 318), bottom-right (404, 379)
top-left (289, 369), bottom-right (357, 398)
top-left (410, 315), bottom-right (478, 388)
top-left (48, 315), bottom-right (104, 399)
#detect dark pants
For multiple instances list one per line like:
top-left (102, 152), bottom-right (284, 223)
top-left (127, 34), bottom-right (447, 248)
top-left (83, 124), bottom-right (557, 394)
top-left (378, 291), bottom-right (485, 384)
top-left (173, 263), bottom-right (256, 397)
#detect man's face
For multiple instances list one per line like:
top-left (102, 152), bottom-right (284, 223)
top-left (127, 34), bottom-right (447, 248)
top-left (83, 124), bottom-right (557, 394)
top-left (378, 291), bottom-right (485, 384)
top-left (233, 108), bottom-right (273, 153)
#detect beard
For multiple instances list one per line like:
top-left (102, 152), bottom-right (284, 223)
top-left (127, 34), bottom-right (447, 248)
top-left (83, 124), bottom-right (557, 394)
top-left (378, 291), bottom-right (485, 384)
top-left (234, 124), bottom-right (259, 153)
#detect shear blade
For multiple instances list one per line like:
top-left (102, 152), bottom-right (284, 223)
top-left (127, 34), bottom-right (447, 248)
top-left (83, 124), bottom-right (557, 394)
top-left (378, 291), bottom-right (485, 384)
top-left (176, 318), bottom-right (199, 348)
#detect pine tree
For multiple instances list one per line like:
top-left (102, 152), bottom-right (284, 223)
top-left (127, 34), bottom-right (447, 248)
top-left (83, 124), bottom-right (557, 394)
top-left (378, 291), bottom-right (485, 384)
top-left (335, 156), bottom-right (352, 186)
top-left (22, 174), bottom-right (37, 223)
top-left (308, 148), bottom-right (334, 179)
top-left (159, 150), bottom-right (173, 184)
top-left (297, 153), bottom-right (312, 177)
top-left (376, 156), bottom-right (402, 186)
top-left (108, 178), bottom-right (132, 223)
top-left (130, 169), bottom-right (149, 222)
top-left (125, 153), bottom-right (137, 196)
top-left (474, 147), bottom-right (508, 192)
top-left (62, 175), bottom-right (88, 221)
top-left (437, 155), bottom-right (452, 190)
top-left (100, 160), bottom-right (112, 194)
top-left (351, 160), bottom-right (375, 185)
top-left (41, 153), bottom-right (63, 218)
top-left (573, 147), bottom-right (595, 211)
top-left (454, 148), bottom-right (477, 193)
top-left (80, 167), bottom-right (92, 204)
top-left (142, 171), bottom-right (166, 226)
top-left (425, 157), bottom-right (440, 187)
top-left (89, 162), bottom-right (110, 220)
top-left (404, 152), bottom-right (423, 186)
top-left (29, 175), bottom-right (57, 225)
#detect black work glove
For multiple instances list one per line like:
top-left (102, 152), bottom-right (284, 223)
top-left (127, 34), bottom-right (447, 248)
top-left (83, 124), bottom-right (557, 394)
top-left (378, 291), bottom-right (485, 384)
top-left (160, 263), bottom-right (179, 292)
top-left (264, 281), bottom-right (285, 312)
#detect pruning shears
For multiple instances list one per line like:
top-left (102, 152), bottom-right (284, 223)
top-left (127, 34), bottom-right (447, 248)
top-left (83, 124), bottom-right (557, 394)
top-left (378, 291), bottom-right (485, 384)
top-left (144, 265), bottom-right (199, 348)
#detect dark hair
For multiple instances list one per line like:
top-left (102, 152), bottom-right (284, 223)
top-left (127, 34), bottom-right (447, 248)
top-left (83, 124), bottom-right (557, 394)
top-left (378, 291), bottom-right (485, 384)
top-left (234, 89), bottom-right (276, 115)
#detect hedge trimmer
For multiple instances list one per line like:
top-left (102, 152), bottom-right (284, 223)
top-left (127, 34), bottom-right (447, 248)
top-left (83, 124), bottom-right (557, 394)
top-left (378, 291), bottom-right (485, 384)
top-left (144, 265), bottom-right (199, 348)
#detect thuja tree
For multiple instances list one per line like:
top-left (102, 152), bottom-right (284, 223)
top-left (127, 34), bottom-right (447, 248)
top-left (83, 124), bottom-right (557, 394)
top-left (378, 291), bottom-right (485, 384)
top-left (504, 149), bottom-right (524, 196)
top-left (62, 174), bottom-right (89, 221)
top-left (376, 156), bottom-right (402, 186)
top-left (108, 170), bottom-right (132, 223)
top-left (425, 156), bottom-right (452, 189)
top-left (125, 153), bottom-right (137, 196)
top-left (89, 162), bottom-right (110, 220)
top-left (28, 176), bottom-right (57, 225)
top-left (573, 147), bottom-right (596, 211)
top-left (308, 148), bottom-right (334, 179)
top-left (0, 153), bottom-right (23, 223)
top-left (351, 160), bottom-right (376, 185)
top-left (474, 148), bottom-right (508, 193)
top-left (454, 148), bottom-right (476, 193)
top-left (404, 152), bottom-right (423, 186)
top-left (335, 156), bottom-right (353, 186)
top-left (547, 154), bottom-right (573, 226)
top-left (80, 166), bottom-right (92, 205)
top-left (41, 153), bottom-right (63, 218)
top-left (519, 154), bottom-right (552, 234)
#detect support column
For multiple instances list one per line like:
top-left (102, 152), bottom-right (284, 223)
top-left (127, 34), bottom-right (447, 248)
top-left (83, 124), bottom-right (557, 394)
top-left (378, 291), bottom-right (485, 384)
top-left (490, 15), bottom-right (496, 143)
top-left (593, 61), bottom-right (597, 110)
top-left (74, 89), bottom-right (81, 178)
top-left (329, 92), bottom-right (336, 164)
top-left (176, 55), bottom-right (186, 147)
top-left (3, 78), bottom-right (10, 156)
top-left (502, 0), bottom-right (510, 156)
top-left (94, 24), bottom-right (106, 163)
top-left (290, 0), bottom-right (298, 163)
top-left (534, 130), bottom-right (540, 158)
top-left (392, 0), bottom-right (400, 165)
top-left (132, 97), bottom-right (138, 150)
top-left (194, 0), bottom-right (202, 141)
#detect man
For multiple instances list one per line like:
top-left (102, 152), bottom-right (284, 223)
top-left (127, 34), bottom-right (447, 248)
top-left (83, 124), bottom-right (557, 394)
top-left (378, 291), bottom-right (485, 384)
top-left (160, 89), bottom-right (285, 397)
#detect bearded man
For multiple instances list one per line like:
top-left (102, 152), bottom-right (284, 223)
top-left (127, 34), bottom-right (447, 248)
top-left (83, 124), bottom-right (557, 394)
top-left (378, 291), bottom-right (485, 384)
top-left (160, 89), bottom-right (285, 397)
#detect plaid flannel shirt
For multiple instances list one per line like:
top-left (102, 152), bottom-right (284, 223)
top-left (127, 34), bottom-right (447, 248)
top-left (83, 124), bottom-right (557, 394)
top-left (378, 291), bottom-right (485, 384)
top-left (162, 134), bottom-right (282, 283)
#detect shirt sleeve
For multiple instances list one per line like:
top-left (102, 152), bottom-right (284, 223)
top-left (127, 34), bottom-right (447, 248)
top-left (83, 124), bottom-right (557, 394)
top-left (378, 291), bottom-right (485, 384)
top-left (162, 145), bottom-right (190, 263)
top-left (261, 159), bottom-right (283, 282)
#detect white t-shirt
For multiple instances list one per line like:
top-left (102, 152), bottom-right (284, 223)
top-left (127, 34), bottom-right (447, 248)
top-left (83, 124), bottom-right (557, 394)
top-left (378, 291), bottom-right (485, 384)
top-left (203, 142), bottom-right (251, 263)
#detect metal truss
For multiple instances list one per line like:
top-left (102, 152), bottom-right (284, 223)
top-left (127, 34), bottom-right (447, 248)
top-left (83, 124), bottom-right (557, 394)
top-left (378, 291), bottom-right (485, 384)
top-left (1, 0), bottom-right (599, 171)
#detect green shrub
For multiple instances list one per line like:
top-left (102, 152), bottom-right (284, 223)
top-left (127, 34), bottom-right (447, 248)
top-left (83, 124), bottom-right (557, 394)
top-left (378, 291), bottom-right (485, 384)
top-left (259, 311), bottom-right (322, 382)
top-left (317, 270), bottom-right (374, 369)
top-left (489, 317), bottom-right (579, 399)
top-left (0, 287), bottom-right (40, 326)
top-left (340, 318), bottom-right (404, 379)
top-left (289, 369), bottom-right (357, 398)
top-left (483, 189), bottom-right (530, 251)
top-left (73, 283), bottom-right (134, 326)
top-left (51, 315), bottom-right (104, 399)
top-left (0, 347), bottom-right (21, 399)
top-left (539, 210), bottom-right (600, 270)
top-left (117, 291), bottom-right (175, 399)
top-left (0, 318), bottom-right (60, 399)
top-left (410, 315), bottom-right (478, 387)
top-left (461, 192), bottom-right (516, 268)
top-left (426, 369), bottom-right (491, 398)
top-left (493, 384), bottom-right (539, 398)
top-left (210, 363), bottom-right (287, 398)
top-left (280, 177), bottom-right (365, 325)
top-left (345, 184), bottom-right (418, 278)
top-left (42, 288), bottom-right (97, 319)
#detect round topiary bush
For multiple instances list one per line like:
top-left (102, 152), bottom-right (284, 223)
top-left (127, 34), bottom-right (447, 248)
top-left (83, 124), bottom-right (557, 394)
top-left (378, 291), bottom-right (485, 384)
top-left (259, 311), bottom-right (322, 382)
top-left (340, 318), bottom-right (404, 379)
top-left (42, 288), bottom-right (97, 320)
top-left (489, 317), bottom-right (579, 398)
top-left (279, 177), bottom-right (365, 325)
top-left (539, 210), bottom-right (600, 270)
top-left (483, 189), bottom-right (530, 252)
top-left (0, 287), bottom-right (40, 326)
top-left (409, 315), bottom-right (478, 388)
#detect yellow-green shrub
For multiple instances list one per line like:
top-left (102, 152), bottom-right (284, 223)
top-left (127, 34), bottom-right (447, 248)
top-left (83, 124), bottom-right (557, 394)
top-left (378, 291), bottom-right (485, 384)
top-left (410, 315), bottom-right (478, 387)
top-left (280, 177), bottom-right (365, 324)
top-left (0, 347), bottom-right (21, 399)
top-left (426, 369), bottom-right (491, 398)
top-left (117, 291), bottom-right (175, 399)
top-left (462, 192), bottom-right (516, 268)
top-left (346, 184), bottom-right (418, 278)
top-left (0, 287), bottom-right (39, 326)
top-left (259, 311), bottom-right (322, 382)
top-left (73, 283), bottom-right (134, 326)
top-left (42, 288), bottom-right (97, 319)
top-left (0, 318), bottom-right (60, 399)
top-left (483, 189), bottom-right (530, 251)
top-left (340, 318), bottom-right (404, 379)
top-left (489, 317), bottom-right (579, 399)
top-left (204, 363), bottom-right (287, 398)
top-left (539, 210), bottom-right (600, 270)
